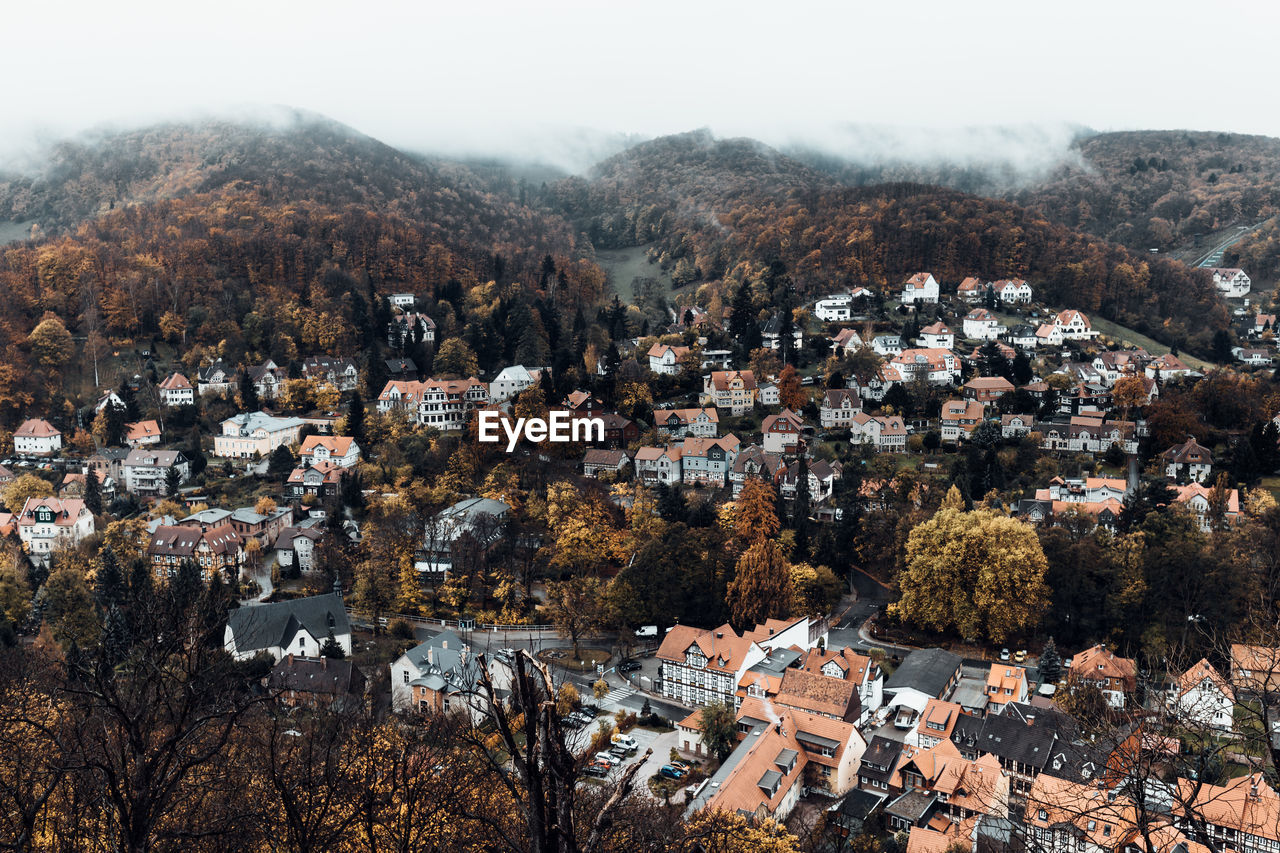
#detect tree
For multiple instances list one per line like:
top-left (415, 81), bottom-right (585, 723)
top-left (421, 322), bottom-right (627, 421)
top-left (319, 628), bottom-right (345, 659)
top-left (777, 364), bottom-right (805, 411)
top-left (268, 444), bottom-right (295, 478)
top-left (898, 494), bottom-right (1050, 643)
top-left (254, 495), bottom-right (278, 517)
top-left (346, 389), bottom-right (367, 448)
top-left (0, 559), bottom-right (32, 627)
top-left (698, 701), bottom-right (738, 761)
top-left (83, 468), bottom-right (102, 515)
top-left (434, 338), bottom-right (479, 377)
top-left (164, 465), bottom-right (181, 497)
top-left (4, 473), bottom-right (55, 513)
top-left (239, 369), bottom-right (259, 411)
top-left (727, 540), bottom-right (792, 629)
top-left (735, 478), bottom-right (780, 544)
top-left (592, 678), bottom-right (608, 700)
top-left (27, 315), bottom-right (74, 373)
top-left (545, 577), bottom-right (607, 659)
top-left (395, 559), bottom-right (423, 615)
top-left (1039, 636), bottom-right (1063, 684)
top-left (556, 682), bottom-right (579, 716)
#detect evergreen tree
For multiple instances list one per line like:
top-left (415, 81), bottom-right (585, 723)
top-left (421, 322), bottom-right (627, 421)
top-left (792, 455), bottom-right (812, 560)
top-left (1011, 350), bottom-right (1034, 387)
top-left (655, 483), bottom-right (688, 523)
top-left (239, 369), bottom-right (259, 411)
top-left (104, 401), bottom-right (128, 447)
top-left (101, 604), bottom-right (132, 666)
top-left (185, 427), bottom-right (208, 476)
top-left (1039, 637), bottom-right (1063, 684)
top-left (118, 379), bottom-right (141, 421)
top-left (346, 389), bottom-right (367, 447)
top-left (320, 628), bottom-right (346, 659)
top-left (268, 444), bottom-right (296, 478)
top-left (94, 548), bottom-right (126, 611)
top-left (84, 467), bottom-right (102, 515)
top-left (728, 282), bottom-right (761, 356)
top-left (164, 465), bottom-right (181, 497)
top-left (984, 285), bottom-right (997, 311)
top-left (170, 559), bottom-right (203, 617)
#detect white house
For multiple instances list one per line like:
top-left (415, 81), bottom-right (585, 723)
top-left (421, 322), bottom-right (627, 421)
top-left (820, 389), bottom-right (862, 429)
top-left (872, 335), bottom-right (903, 356)
top-left (1162, 438), bottom-right (1213, 483)
top-left (993, 279), bottom-right (1033, 304)
top-left (14, 419), bottom-right (62, 456)
top-left (830, 328), bottom-right (863, 356)
top-left (849, 413), bottom-right (907, 452)
top-left (1168, 658), bottom-right (1234, 731)
top-left (918, 322), bottom-right (954, 350)
top-left (224, 593), bottom-right (352, 662)
top-left (389, 292), bottom-right (416, 308)
top-left (900, 272), bottom-right (939, 304)
top-left (1207, 267), bottom-right (1251, 297)
top-left (648, 343), bottom-right (689, 375)
top-left (158, 373), bottom-right (195, 407)
top-left (815, 294), bottom-right (853, 322)
top-left (635, 446), bottom-right (683, 485)
top-left (273, 526), bottom-right (324, 572)
top-left (762, 409), bottom-right (804, 454)
top-left (122, 448), bottom-right (190, 497)
top-left (1053, 310), bottom-right (1098, 341)
top-left (962, 309), bottom-right (1003, 341)
top-left (489, 365), bottom-right (539, 402)
top-left (16, 497), bottom-right (95, 562)
top-left (299, 435), bottom-right (362, 469)
top-left (213, 412), bottom-right (306, 458)
top-left (391, 629), bottom-right (493, 720)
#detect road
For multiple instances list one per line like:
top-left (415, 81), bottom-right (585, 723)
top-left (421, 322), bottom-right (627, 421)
top-left (1194, 223), bottom-right (1263, 269)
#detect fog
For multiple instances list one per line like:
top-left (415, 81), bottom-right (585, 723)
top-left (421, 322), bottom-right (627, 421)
top-left (2, 0), bottom-right (1277, 175)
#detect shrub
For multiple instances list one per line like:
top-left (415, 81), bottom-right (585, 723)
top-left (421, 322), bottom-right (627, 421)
top-left (387, 619), bottom-right (415, 640)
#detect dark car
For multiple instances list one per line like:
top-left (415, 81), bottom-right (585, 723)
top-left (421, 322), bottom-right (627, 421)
top-left (618, 661), bottom-right (641, 673)
top-left (660, 764), bottom-right (686, 780)
top-left (583, 762), bottom-right (609, 778)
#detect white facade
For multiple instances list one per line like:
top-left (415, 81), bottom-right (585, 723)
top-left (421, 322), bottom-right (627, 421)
top-left (814, 295), bottom-right (853, 322)
top-left (1209, 267), bottom-right (1251, 297)
top-left (16, 498), bottom-right (95, 560)
top-left (962, 310), bottom-right (1003, 341)
top-left (489, 365), bottom-right (538, 402)
top-left (14, 420), bottom-right (62, 456)
top-left (900, 273), bottom-right (939, 304)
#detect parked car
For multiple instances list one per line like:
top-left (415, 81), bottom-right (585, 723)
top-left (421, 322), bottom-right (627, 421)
top-left (612, 733), bottom-right (638, 751)
top-left (999, 648), bottom-right (1011, 661)
top-left (561, 715), bottom-right (582, 729)
top-left (609, 746), bottom-right (628, 761)
top-left (670, 760), bottom-right (691, 772)
top-left (660, 764), bottom-right (686, 780)
top-left (619, 660), bottom-right (641, 673)
top-left (583, 762), bottom-right (609, 777)
top-left (1014, 650), bottom-right (1028, 663)
top-left (594, 752), bottom-right (621, 767)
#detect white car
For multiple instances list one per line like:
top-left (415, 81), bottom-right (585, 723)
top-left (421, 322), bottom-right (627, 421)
top-left (594, 752), bottom-right (621, 767)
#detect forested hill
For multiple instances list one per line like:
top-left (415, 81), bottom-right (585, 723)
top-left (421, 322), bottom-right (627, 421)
top-left (547, 131), bottom-right (1228, 353)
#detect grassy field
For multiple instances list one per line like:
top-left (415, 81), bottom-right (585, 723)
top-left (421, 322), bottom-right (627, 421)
top-left (1085, 316), bottom-right (1215, 371)
top-left (594, 244), bottom-right (674, 303)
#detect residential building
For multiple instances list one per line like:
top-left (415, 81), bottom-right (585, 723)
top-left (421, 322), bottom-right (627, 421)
top-left (386, 312), bottom-right (436, 346)
top-left (729, 445), bottom-right (785, 495)
top-left (1006, 324), bottom-right (1039, 349)
top-left (1025, 774), bottom-right (1137, 853)
top-left (1168, 658), bottom-right (1233, 731)
top-left (16, 497), bottom-right (95, 561)
top-left (224, 593), bottom-right (352, 662)
top-left (884, 648), bottom-right (963, 729)
top-left (489, 365), bottom-right (540, 402)
top-left (635, 445), bottom-right (683, 485)
top-left (299, 435), bottom-right (362, 469)
top-left (418, 497), bottom-right (510, 579)
top-left (680, 434), bottom-right (740, 486)
top-left (14, 419), bottom-right (61, 456)
top-left (300, 356), bottom-right (359, 391)
top-left (985, 665), bottom-right (1028, 714)
top-left (94, 390), bottom-right (125, 414)
top-left (594, 412), bottom-right (639, 449)
top-left (963, 309), bottom-right (1002, 341)
top-left (902, 272), bottom-right (940, 304)
top-left (893, 738), bottom-right (1009, 826)
top-left (273, 525), bottom-right (324, 572)
top-left (196, 359), bottom-right (236, 395)
top-left (287, 461), bottom-right (344, 500)
top-left (1176, 774), bottom-right (1280, 853)
top-left (1035, 323), bottom-right (1064, 347)
top-left (562, 390), bottom-right (603, 417)
top-left (831, 328), bottom-right (863, 356)
top-left (124, 419), bottom-right (162, 448)
top-left (1091, 350), bottom-right (1151, 384)
top-left (873, 334), bottom-right (904, 356)
top-left (158, 372), bottom-right (195, 407)
top-left (1001, 414), bottom-right (1036, 439)
top-left (962, 376), bottom-right (1014, 403)
top-left (391, 629), bottom-right (491, 721)
top-left (815, 293), bottom-right (854, 322)
top-left (701, 370), bottom-right (759, 415)
top-left (147, 523), bottom-right (241, 581)
top-left (758, 382), bottom-right (780, 407)
top-left (891, 349), bottom-right (961, 385)
top-left (268, 656), bottom-right (366, 712)
top-left (1254, 313), bottom-right (1277, 336)
top-left (389, 292), bottom-right (416, 308)
top-left (1039, 416), bottom-right (1138, 454)
top-left (779, 458), bottom-right (841, 505)
top-left (940, 399), bottom-right (985, 443)
top-left (700, 349), bottom-right (733, 370)
top-left (761, 314), bottom-right (803, 351)
top-left (1144, 353), bottom-right (1194, 380)
top-left (762, 409), bottom-right (804, 454)
top-left (384, 357), bottom-right (418, 380)
top-left (1053, 310), bottom-right (1098, 340)
top-left (1068, 644), bottom-right (1136, 708)
top-left (850, 413), bottom-right (908, 452)
top-left (88, 448), bottom-right (130, 484)
top-left (908, 698), bottom-right (965, 749)
top-left (648, 343), bottom-right (690, 375)
top-left (801, 646), bottom-right (884, 727)
top-left (121, 448), bottom-right (189, 496)
top-left (1235, 347), bottom-right (1273, 367)
top-left (1230, 644), bottom-right (1280, 695)
top-left (993, 279), bottom-right (1033, 304)
top-left (919, 322), bottom-right (954, 350)
top-left (653, 407), bottom-right (719, 438)
top-left (820, 389), bottom-right (863, 429)
top-left (1162, 438), bottom-right (1213, 483)
top-left (957, 277), bottom-right (987, 301)
top-left (213, 412), bottom-right (306, 458)
top-left (1207, 267), bottom-right (1252, 297)
top-left (246, 360), bottom-right (285, 401)
top-left (376, 379), bottom-right (427, 415)
top-left (581, 448), bottom-right (630, 478)
top-left (1173, 482), bottom-right (1240, 531)
top-left (415, 378), bottom-right (490, 430)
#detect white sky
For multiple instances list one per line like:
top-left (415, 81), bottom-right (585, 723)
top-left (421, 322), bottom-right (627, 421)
top-left (2, 0), bottom-right (1276, 170)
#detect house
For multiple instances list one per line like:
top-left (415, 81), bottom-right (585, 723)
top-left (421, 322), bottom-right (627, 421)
top-left (891, 349), bottom-right (961, 385)
top-left (700, 349), bottom-right (733, 370)
top-left (827, 788), bottom-right (889, 842)
top-left (957, 277), bottom-right (987, 302)
top-left (775, 667), bottom-right (861, 722)
top-left (918, 322), bottom-right (954, 350)
top-left (671, 304), bottom-right (720, 333)
top-left (489, 365), bottom-right (540, 402)
top-left (562, 390), bottom-right (603, 417)
top-left (1207, 267), bottom-right (1251, 297)
top-left (246, 360), bottom-right (285, 401)
top-left (864, 365), bottom-right (905, 402)
top-left (962, 376), bottom-right (1014, 403)
top-left (884, 648), bottom-right (963, 729)
top-left (299, 435), bottom-right (362, 469)
top-left (94, 390), bottom-right (126, 414)
top-left (1176, 774), bottom-right (1280, 853)
top-left (701, 370), bottom-right (759, 415)
top-left (1039, 416), bottom-right (1138, 454)
top-left (647, 343), bottom-right (690, 375)
top-left (213, 412), bottom-right (306, 458)
top-left (820, 389), bottom-right (863, 429)
top-left (1001, 414), bottom-right (1036, 439)
top-left (761, 314), bottom-right (804, 351)
top-left (1091, 350), bottom-right (1151, 384)
top-left (1168, 658), bottom-right (1233, 731)
top-left (384, 357), bottom-right (418, 380)
top-left (802, 646), bottom-right (884, 727)
top-left (581, 448), bottom-right (630, 478)
top-left (123, 419), bottom-right (162, 448)
top-left (273, 525), bottom-right (324, 572)
top-left (873, 334), bottom-right (904, 356)
top-left (418, 497), bottom-right (510, 579)
top-left (779, 458), bottom-right (841, 505)
top-left (147, 522), bottom-right (241, 581)
top-left (0, 466), bottom-right (13, 487)
top-left (286, 461), bottom-right (344, 500)
top-left (121, 448), bottom-right (189, 496)
top-left (680, 434), bottom-right (740, 486)
top-left (415, 378), bottom-right (490, 430)
top-left (224, 593), bottom-right (352, 662)
top-left (1025, 774), bottom-right (1138, 853)
top-left (594, 412), bottom-right (640, 449)
top-left (1162, 438), bottom-right (1213, 483)
top-left (951, 702), bottom-right (1081, 798)
top-left (985, 665), bottom-right (1028, 714)
top-left (1006, 324), bottom-right (1039, 349)
top-left (653, 407), bottom-right (719, 438)
top-left (1053, 310), bottom-right (1098, 341)
top-left (14, 419), bottom-right (62, 456)
top-left (902, 273), bottom-right (940, 304)
top-left (908, 698), bottom-right (965, 749)
top-left (729, 445), bottom-right (785, 495)
top-left (196, 359), bottom-right (236, 395)
top-left (940, 399), bottom-right (985, 443)
top-left (893, 738), bottom-right (1009, 827)
top-left (1035, 323), bottom-right (1064, 347)
top-left (1235, 347), bottom-right (1273, 367)
top-left (758, 382), bottom-right (780, 407)
top-left (386, 312), bottom-right (435, 346)
top-left (635, 445), bottom-right (683, 485)
top-left (762, 409), bottom-right (804, 454)
top-left (391, 629), bottom-right (492, 721)
top-left (657, 617), bottom-right (823, 708)
top-left (1255, 313), bottom-right (1277, 336)
top-left (88, 448), bottom-right (130, 484)
top-left (831, 328), bottom-right (864, 356)
top-left (389, 292), bottom-right (415, 308)
top-left (1173, 481), bottom-right (1240, 531)
top-left (815, 293), bottom-right (854, 322)
top-left (1143, 353), bottom-right (1194, 380)
top-left (16, 497), bottom-right (95, 562)
top-left (1230, 644), bottom-right (1280, 695)
top-left (963, 309), bottom-right (1002, 341)
top-left (1068, 644), bottom-right (1136, 708)
top-left (850, 413), bottom-right (908, 452)
top-left (300, 356), bottom-right (359, 391)
top-left (158, 373), bottom-right (195, 407)
top-left (993, 279), bottom-right (1033, 304)
top-left (181, 505), bottom-right (293, 549)
top-left (268, 655), bottom-right (366, 712)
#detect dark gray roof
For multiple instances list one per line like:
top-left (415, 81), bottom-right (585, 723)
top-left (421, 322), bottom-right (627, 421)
top-left (402, 630), bottom-right (484, 695)
top-left (745, 647), bottom-right (803, 680)
top-left (227, 593), bottom-right (349, 653)
top-left (758, 768), bottom-right (782, 790)
top-left (775, 748), bottom-right (799, 769)
top-left (886, 790), bottom-right (936, 822)
top-left (833, 788), bottom-right (887, 821)
top-left (885, 648), bottom-right (962, 697)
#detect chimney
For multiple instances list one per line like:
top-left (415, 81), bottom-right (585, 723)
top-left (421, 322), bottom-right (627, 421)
top-left (427, 648), bottom-right (434, 665)
top-left (322, 657), bottom-right (328, 670)
top-left (287, 653), bottom-right (294, 665)
top-left (715, 632), bottom-right (724, 640)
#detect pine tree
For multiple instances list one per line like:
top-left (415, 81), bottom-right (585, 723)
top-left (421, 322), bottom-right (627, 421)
top-left (164, 466), bottom-right (181, 497)
top-left (346, 389), bottom-right (366, 447)
top-left (101, 604), bottom-right (132, 666)
top-left (239, 370), bottom-right (259, 411)
top-left (1039, 637), bottom-right (1063, 684)
top-left (84, 467), bottom-right (103, 515)
top-left (792, 456), bottom-right (812, 559)
top-left (94, 548), bottom-right (126, 611)
top-left (170, 559), bottom-right (203, 618)
top-left (320, 628), bottom-right (346, 659)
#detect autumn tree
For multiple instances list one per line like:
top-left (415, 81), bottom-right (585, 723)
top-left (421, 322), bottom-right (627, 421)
top-left (545, 576), bottom-right (608, 659)
top-left (434, 338), bottom-right (480, 377)
top-left (698, 700), bottom-right (738, 761)
top-left (734, 478), bottom-right (780, 544)
top-left (727, 539), bottom-right (792, 630)
top-left (4, 473), bottom-right (55, 513)
top-left (27, 314), bottom-right (74, 375)
top-left (898, 486), bottom-right (1050, 643)
top-left (778, 364), bottom-right (806, 411)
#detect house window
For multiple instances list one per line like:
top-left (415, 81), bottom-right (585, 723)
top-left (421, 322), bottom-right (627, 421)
top-left (403, 671), bottom-right (410, 684)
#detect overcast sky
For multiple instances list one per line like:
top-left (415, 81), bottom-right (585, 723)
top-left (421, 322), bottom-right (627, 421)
top-left (3, 0), bottom-right (1275, 171)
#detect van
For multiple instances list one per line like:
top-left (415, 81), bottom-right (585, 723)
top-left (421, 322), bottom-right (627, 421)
top-left (634, 625), bottom-right (658, 638)
top-left (612, 733), bottom-right (638, 751)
